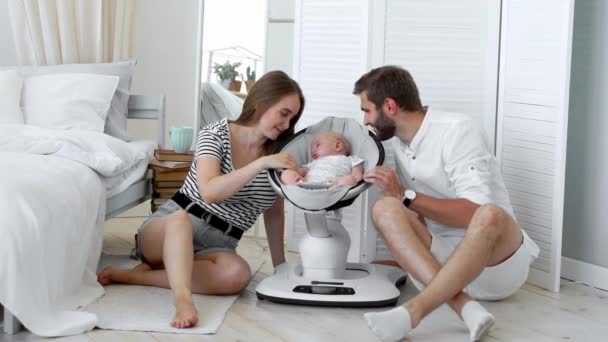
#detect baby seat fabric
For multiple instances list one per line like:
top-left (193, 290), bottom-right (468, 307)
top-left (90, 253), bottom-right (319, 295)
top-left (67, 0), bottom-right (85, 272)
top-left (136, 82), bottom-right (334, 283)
top-left (269, 117), bottom-right (384, 211)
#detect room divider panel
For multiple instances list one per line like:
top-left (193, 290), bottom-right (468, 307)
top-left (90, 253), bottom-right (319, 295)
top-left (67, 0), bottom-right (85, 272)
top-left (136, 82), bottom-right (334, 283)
top-left (288, 0), bottom-right (575, 292)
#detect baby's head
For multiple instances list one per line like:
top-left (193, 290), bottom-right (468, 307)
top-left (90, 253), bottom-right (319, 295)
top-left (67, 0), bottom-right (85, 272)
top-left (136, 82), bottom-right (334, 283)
top-left (311, 131), bottom-right (351, 160)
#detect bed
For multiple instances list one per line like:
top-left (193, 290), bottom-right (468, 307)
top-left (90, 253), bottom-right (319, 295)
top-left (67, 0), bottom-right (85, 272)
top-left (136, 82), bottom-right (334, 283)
top-left (105, 95), bottom-right (165, 220)
top-left (0, 91), bottom-right (165, 336)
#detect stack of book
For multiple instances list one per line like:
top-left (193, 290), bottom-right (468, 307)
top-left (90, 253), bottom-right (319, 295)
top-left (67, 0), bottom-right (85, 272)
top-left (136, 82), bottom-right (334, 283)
top-left (150, 149), bottom-right (194, 212)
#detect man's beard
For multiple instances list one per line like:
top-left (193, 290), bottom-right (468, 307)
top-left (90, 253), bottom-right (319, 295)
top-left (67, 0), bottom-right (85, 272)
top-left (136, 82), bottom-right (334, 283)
top-left (372, 107), bottom-right (396, 141)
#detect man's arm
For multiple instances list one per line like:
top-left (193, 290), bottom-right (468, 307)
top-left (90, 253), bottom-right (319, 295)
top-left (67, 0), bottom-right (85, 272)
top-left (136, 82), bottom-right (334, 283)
top-left (407, 193), bottom-right (479, 228)
top-left (263, 197), bottom-right (286, 268)
top-left (364, 165), bottom-right (478, 228)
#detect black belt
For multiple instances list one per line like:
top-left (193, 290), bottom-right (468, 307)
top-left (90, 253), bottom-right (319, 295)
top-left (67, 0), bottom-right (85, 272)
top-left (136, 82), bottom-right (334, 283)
top-left (172, 191), bottom-right (244, 240)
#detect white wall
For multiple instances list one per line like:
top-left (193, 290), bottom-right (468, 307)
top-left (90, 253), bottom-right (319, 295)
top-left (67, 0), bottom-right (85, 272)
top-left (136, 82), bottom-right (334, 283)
top-left (0, 0), bottom-right (199, 144)
top-left (265, 0), bottom-right (295, 75)
top-left (128, 0), bottom-right (200, 145)
top-left (0, 0), bottom-right (18, 66)
top-left (563, 0), bottom-right (608, 268)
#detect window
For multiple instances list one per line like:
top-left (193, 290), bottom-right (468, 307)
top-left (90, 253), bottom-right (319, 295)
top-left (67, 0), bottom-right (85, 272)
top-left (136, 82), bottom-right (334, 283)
top-left (201, 0), bottom-right (266, 93)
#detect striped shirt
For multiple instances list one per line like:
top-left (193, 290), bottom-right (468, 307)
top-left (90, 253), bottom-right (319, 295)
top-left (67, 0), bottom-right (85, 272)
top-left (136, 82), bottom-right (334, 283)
top-left (180, 119), bottom-right (278, 231)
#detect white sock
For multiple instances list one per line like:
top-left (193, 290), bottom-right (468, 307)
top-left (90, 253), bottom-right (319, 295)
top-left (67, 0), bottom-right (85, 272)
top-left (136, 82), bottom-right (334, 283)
top-left (364, 306), bottom-right (412, 342)
top-left (461, 301), bottom-right (495, 341)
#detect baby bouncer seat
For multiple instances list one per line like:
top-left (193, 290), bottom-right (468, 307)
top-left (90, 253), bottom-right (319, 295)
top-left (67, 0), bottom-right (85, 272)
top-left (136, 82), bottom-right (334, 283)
top-left (255, 117), bottom-right (407, 307)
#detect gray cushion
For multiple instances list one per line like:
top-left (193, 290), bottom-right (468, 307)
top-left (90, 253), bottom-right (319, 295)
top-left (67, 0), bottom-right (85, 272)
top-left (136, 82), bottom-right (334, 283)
top-left (15, 59), bottom-right (136, 141)
top-left (200, 82), bottom-right (243, 129)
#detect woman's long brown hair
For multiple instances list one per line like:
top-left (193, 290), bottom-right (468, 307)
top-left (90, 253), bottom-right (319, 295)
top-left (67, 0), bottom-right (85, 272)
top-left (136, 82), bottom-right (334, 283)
top-left (234, 70), bottom-right (305, 155)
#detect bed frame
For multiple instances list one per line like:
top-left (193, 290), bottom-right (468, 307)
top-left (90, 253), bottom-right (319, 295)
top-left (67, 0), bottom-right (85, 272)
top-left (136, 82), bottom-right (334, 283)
top-left (105, 95), bottom-right (166, 219)
top-left (1, 94), bottom-right (166, 335)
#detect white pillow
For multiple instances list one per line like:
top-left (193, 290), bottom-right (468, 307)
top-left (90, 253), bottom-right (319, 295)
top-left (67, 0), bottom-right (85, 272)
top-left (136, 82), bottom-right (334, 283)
top-left (16, 59), bottom-right (136, 140)
top-left (23, 73), bottom-right (119, 132)
top-left (0, 70), bottom-right (24, 124)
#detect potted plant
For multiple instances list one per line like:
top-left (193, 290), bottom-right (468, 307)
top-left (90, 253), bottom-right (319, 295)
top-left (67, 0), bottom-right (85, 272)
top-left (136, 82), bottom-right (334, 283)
top-left (212, 61), bottom-right (242, 90)
top-left (245, 66), bottom-right (256, 92)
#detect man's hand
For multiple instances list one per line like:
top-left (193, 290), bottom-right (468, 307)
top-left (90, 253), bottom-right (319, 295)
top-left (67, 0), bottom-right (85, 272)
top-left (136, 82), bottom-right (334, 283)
top-left (363, 166), bottom-right (405, 199)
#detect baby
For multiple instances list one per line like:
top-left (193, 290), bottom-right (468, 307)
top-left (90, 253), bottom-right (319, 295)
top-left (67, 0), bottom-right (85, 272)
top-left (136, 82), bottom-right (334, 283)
top-left (281, 131), bottom-right (364, 188)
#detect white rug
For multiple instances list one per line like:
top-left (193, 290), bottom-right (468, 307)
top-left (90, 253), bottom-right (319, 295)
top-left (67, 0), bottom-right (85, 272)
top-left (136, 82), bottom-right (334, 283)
top-left (86, 253), bottom-right (264, 334)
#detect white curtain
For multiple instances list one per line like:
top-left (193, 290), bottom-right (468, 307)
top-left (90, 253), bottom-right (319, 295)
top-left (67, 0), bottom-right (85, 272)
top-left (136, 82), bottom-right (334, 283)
top-left (8, 0), bottom-right (137, 66)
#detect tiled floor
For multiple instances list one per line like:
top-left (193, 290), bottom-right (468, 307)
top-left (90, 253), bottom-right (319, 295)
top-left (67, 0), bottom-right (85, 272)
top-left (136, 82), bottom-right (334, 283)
top-left (2, 202), bottom-right (607, 341)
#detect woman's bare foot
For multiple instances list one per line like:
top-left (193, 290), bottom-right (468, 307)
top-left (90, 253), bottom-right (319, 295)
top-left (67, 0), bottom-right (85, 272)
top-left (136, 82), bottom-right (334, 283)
top-left (172, 294), bottom-right (199, 328)
top-left (97, 263), bottom-right (152, 286)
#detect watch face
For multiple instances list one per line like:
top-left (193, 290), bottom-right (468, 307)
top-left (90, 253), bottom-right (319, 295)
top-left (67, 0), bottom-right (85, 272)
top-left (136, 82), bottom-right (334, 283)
top-left (405, 189), bottom-right (416, 200)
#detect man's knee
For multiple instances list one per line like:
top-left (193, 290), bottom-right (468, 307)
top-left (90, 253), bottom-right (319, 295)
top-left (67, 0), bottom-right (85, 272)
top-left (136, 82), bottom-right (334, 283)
top-left (371, 197), bottom-right (420, 236)
top-left (471, 204), bottom-right (510, 239)
top-left (371, 197), bottom-right (403, 227)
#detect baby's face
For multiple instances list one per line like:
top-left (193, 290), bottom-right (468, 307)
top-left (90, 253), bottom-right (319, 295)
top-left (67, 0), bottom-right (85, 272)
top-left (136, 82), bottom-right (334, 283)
top-left (311, 134), bottom-right (341, 160)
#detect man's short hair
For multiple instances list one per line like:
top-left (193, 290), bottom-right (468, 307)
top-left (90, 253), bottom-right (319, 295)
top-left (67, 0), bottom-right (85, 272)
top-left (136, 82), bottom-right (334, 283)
top-left (353, 65), bottom-right (423, 112)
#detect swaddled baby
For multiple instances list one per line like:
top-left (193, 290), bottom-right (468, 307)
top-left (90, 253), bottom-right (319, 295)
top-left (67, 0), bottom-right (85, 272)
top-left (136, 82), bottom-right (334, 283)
top-left (281, 131), bottom-right (364, 188)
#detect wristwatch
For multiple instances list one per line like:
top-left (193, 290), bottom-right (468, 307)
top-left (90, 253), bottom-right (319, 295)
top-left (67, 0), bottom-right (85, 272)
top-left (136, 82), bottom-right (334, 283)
top-left (403, 189), bottom-right (417, 208)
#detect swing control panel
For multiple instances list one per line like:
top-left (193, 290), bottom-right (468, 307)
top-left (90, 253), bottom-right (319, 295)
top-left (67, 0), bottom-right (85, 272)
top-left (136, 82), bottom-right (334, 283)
top-left (293, 281), bottom-right (356, 295)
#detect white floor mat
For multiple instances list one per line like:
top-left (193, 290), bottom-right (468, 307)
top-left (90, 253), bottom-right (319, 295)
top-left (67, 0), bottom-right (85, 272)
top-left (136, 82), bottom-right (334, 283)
top-left (86, 253), bottom-right (264, 334)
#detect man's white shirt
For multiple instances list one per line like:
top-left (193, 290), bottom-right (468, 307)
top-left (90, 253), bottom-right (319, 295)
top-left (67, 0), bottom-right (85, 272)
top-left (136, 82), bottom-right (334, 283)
top-left (390, 107), bottom-right (517, 238)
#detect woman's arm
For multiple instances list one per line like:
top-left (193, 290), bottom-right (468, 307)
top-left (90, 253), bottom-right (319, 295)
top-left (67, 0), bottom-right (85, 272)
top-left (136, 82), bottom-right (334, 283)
top-left (263, 197), bottom-right (286, 268)
top-left (196, 156), bottom-right (265, 204)
top-left (197, 153), bottom-right (298, 204)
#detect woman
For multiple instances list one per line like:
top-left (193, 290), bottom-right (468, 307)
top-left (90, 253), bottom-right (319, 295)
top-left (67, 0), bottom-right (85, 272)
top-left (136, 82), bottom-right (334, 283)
top-left (97, 70), bottom-right (305, 328)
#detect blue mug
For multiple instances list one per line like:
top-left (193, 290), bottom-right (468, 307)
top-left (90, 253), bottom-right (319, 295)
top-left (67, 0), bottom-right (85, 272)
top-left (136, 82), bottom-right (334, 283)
top-left (169, 126), bottom-right (194, 153)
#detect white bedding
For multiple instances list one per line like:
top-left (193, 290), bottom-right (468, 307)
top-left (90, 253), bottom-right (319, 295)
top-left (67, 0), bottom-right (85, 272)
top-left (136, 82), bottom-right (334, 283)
top-left (104, 140), bottom-right (156, 198)
top-left (0, 124), bottom-right (154, 336)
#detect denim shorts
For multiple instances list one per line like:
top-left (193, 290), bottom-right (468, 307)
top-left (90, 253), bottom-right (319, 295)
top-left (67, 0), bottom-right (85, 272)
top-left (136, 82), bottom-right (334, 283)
top-left (135, 199), bottom-right (239, 263)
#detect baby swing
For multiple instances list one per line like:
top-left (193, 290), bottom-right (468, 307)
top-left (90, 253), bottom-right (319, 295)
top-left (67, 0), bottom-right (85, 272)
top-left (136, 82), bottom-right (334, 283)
top-left (255, 117), bottom-right (407, 307)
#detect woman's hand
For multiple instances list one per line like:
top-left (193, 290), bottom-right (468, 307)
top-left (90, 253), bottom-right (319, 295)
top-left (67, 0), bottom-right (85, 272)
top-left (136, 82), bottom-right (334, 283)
top-left (259, 152), bottom-right (300, 171)
top-left (281, 169), bottom-right (304, 184)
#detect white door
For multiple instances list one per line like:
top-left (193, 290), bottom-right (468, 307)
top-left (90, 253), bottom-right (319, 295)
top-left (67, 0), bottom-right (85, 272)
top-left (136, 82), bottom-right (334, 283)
top-left (365, 0), bottom-right (502, 261)
top-left (265, 0), bottom-right (295, 76)
top-left (374, 0), bottom-right (501, 148)
top-left (496, 0), bottom-right (575, 292)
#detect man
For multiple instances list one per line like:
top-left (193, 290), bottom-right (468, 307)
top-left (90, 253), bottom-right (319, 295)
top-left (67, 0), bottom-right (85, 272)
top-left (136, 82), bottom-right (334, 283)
top-left (354, 66), bottom-right (539, 342)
